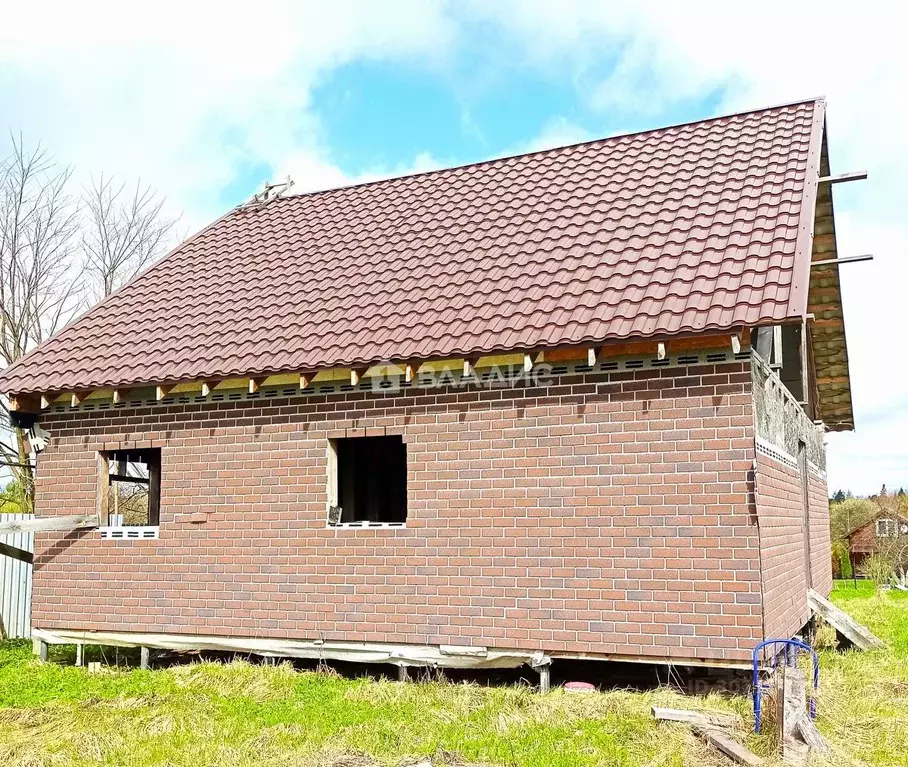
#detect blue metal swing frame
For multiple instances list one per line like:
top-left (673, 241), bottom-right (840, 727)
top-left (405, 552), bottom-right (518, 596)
top-left (752, 638), bottom-right (819, 734)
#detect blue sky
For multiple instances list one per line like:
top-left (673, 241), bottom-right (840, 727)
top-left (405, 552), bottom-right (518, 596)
top-left (0, 1), bottom-right (905, 494)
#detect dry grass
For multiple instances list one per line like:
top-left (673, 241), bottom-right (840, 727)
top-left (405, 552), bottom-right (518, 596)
top-left (0, 583), bottom-right (904, 766)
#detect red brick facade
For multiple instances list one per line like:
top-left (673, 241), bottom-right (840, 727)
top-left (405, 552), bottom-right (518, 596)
top-left (30, 357), bottom-right (827, 665)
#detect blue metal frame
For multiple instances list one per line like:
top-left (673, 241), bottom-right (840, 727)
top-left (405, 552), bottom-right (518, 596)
top-left (752, 638), bottom-right (819, 733)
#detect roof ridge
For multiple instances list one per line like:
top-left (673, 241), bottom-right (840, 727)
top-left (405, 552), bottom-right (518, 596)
top-left (268, 96), bottom-right (826, 203)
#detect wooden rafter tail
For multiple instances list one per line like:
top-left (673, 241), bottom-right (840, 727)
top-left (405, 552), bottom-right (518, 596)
top-left (463, 357), bottom-right (478, 377)
top-left (811, 254), bottom-right (873, 268)
top-left (112, 388), bottom-right (130, 404)
top-left (350, 368), bottom-right (367, 387)
top-left (817, 170), bottom-right (867, 185)
top-left (70, 392), bottom-right (88, 408)
top-left (522, 353), bottom-right (533, 373)
top-left (8, 394), bottom-right (41, 413)
top-left (586, 346), bottom-right (601, 367)
top-left (201, 381), bottom-right (219, 397)
top-left (299, 373), bottom-right (313, 390)
top-left (39, 394), bottom-right (54, 410)
top-left (403, 362), bottom-right (417, 383)
top-left (155, 385), bottom-right (174, 401)
top-left (656, 341), bottom-right (666, 360)
top-left (247, 378), bottom-right (264, 394)
top-left (730, 333), bottom-right (742, 355)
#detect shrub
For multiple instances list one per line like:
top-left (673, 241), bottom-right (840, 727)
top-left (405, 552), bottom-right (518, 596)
top-left (862, 553), bottom-right (894, 590)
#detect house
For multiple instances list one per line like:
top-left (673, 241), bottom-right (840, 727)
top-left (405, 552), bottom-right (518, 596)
top-left (0, 97), bottom-right (858, 675)
top-left (846, 511), bottom-right (908, 571)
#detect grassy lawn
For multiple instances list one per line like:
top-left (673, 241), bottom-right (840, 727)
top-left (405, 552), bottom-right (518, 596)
top-left (0, 583), bottom-right (904, 766)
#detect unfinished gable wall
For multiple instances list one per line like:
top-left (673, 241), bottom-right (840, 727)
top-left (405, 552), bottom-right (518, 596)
top-left (31, 355), bottom-right (762, 665)
top-left (752, 354), bottom-right (830, 640)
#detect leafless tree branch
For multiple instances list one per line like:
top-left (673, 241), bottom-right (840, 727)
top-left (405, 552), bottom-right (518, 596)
top-left (82, 174), bottom-right (179, 300)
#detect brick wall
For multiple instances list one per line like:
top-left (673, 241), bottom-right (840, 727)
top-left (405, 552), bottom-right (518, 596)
top-left (754, 449), bottom-right (831, 641)
top-left (32, 361), bottom-right (763, 664)
top-left (808, 472), bottom-right (832, 596)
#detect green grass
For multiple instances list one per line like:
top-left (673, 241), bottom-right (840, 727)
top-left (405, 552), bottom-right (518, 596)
top-left (0, 584), bottom-right (905, 766)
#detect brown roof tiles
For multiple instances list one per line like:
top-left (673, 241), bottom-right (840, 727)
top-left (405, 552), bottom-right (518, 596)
top-left (0, 98), bottom-right (826, 395)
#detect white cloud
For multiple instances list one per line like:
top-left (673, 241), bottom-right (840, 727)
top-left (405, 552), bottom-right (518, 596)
top-left (0, 0), bottom-right (454, 227)
top-left (513, 116), bottom-right (593, 154)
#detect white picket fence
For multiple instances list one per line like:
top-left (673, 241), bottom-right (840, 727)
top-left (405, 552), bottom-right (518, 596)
top-left (0, 513), bottom-right (34, 639)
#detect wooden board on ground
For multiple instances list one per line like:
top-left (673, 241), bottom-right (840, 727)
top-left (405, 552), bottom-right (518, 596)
top-left (692, 726), bottom-right (764, 766)
top-left (780, 665), bottom-right (829, 764)
top-left (651, 706), bottom-right (741, 729)
top-left (807, 588), bottom-right (886, 650)
top-left (0, 514), bottom-right (99, 535)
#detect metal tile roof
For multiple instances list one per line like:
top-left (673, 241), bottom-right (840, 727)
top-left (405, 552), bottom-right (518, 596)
top-left (0, 98), bottom-right (826, 395)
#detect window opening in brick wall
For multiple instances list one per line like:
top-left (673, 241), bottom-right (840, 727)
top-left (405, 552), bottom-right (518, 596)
top-left (99, 448), bottom-right (161, 526)
top-left (327, 436), bottom-right (407, 526)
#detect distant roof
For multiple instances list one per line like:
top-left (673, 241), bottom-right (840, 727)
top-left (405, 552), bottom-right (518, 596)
top-left (1, 98), bottom-right (828, 395)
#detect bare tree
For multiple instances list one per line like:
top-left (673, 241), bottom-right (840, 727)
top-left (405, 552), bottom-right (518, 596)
top-left (0, 136), bottom-right (83, 511)
top-left (82, 175), bottom-right (178, 300)
top-left (0, 138), bottom-right (180, 513)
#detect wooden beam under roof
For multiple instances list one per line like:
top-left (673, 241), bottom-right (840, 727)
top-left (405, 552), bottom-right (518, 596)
top-left (33, 331), bottom-right (766, 411)
top-left (350, 368), bottom-right (367, 387)
top-left (811, 254), bottom-right (873, 267)
top-left (155, 385), bottom-right (174, 401)
top-left (817, 171), bottom-right (867, 185)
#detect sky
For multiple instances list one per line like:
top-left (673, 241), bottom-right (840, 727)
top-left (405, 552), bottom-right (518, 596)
top-left (0, 0), bottom-right (903, 494)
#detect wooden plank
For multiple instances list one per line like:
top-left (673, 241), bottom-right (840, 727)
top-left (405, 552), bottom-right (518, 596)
top-left (651, 707), bottom-right (741, 729)
top-left (782, 665), bottom-right (807, 741)
top-left (0, 514), bottom-right (99, 535)
top-left (0, 541), bottom-right (33, 564)
top-left (8, 394), bottom-right (40, 412)
top-left (148, 457), bottom-right (161, 525)
top-left (109, 474), bottom-right (149, 484)
top-left (817, 171), bottom-right (867, 185)
top-left (692, 727), bottom-right (764, 766)
top-left (97, 453), bottom-right (110, 526)
top-left (808, 588), bottom-right (886, 649)
top-left (811, 254), bottom-right (873, 267)
top-left (796, 716), bottom-right (829, 753)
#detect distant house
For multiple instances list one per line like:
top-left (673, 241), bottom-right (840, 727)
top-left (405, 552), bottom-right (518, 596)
top-left (1, 98), bottom-right (857, 674)
top-left (847, 511), bottom-right (908, 571)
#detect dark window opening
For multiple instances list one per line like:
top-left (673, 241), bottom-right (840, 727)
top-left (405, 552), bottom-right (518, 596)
top-left (329, 436), bottom-right (407, 525)
top-left (100, 448), bottom-right (161, 526)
